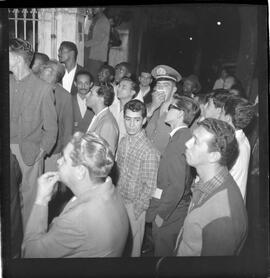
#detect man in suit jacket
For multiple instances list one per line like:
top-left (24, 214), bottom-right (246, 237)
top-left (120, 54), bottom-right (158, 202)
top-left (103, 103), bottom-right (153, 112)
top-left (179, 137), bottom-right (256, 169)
top-left (72, 70), bottom-right (95, 133)
top-left (22, 132), bottom-right (129, 258)
top-left (146, 96), bottom-right (200, 256)
top-left (86, 84), bottom-right (119, 154)
top-left (58, 41), bottom-right (85, 95)
top-left (9, 38), bottom-right (58, 230)
top-left (84, 7), bottom-right (110, 83)
top-left (39, 59), bottom-right (74, 172)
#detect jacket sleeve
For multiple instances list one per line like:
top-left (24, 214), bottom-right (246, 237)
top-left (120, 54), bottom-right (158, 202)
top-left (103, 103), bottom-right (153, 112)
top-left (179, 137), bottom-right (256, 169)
top-left (62, 95), bottom-right (74, 148)
top-left (156, 150), bottom-right (186, 220)
top-left (40, 85), bottom-right (58, 154)
top-left (99, 120), bottom-right (119, 155)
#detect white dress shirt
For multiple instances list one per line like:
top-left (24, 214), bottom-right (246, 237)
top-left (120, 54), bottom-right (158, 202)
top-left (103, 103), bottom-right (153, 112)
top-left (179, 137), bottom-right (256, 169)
top-left (77, 92), bottom-right (90, 118)
top-left (230, 129), bottom-right (251, 203)
top-left (62, 64), bottom-right (77, 93)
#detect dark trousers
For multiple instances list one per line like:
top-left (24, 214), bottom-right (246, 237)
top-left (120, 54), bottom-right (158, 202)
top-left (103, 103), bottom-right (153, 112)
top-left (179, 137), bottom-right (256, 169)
top-left (10, 152), bottom-right (23, 258)
top-left (86, 58), bottom-right (104, 84)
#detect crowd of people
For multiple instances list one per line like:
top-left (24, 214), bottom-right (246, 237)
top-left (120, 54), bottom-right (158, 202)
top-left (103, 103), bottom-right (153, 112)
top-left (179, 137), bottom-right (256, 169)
top-left (9, 25), bottom-right (258, 258)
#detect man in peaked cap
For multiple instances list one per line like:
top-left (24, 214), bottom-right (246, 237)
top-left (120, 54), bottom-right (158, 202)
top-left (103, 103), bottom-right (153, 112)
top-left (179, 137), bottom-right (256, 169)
top-left (181, 74), bottom-right (201, 98)
top-left (146, 65), bottom-right (182, 154)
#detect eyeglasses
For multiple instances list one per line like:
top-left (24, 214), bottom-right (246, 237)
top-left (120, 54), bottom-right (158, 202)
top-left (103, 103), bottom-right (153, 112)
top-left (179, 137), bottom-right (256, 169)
top-left (168, 104), bottom-right (182, 112)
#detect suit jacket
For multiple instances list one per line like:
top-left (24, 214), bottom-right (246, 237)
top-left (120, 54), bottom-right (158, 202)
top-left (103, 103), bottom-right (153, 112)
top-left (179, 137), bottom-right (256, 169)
top-left (22, 179), bottom-right (129, 258)
top-left (51, 84), bottom-right (74, 155)
top-left (85, 13), bottom-right (110, 62)
top-left (70, 64), bottom-right (85, 96)
top-left (10, 73), bottom-right (58, 166)
top-left (87, 108), bottom-right (119, 154)
top-left (72, 94), bottom-right (95, 134)
top-left (146, 127), bottom-right (193, 225)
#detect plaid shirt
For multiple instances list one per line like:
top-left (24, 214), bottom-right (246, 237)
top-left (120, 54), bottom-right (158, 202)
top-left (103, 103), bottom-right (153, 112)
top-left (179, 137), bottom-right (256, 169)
top-left (116, 130), bottom-right (160, 219)
top-left (189, 167), bottom-right (230, 212)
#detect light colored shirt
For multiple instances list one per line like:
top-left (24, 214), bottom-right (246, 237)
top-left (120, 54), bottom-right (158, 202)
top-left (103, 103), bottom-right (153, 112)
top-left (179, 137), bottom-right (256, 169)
top-left (62, 64), bottom-right (77, 93)
top-left (230, 129), bottom-right (251, 202)
top-left (87, 107), bottom-right (108, 132)
top-left (213, 78), bottom-right (225, 90)
top-left (77, 92), bottom-right (90, 118)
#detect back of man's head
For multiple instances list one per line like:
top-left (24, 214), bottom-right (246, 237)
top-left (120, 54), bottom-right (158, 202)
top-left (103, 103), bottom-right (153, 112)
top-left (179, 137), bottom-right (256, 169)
top-left (96, 85), bottom-right (115, 107)
top-left (31, 52), bottom-right (49, 74)
top-left (43, 59), bottom-right (65, 84)
top-left (174, 95), bottom-right (200, 126)
top-left (198, 118), bottom-right (239, 170)
top-left (223, 96), bottom-right (256, 130)
top-left (70, 132), bottom-right (114, 184)
top-left (9, 37), bottom-right (34, 66)
top-left (60, 41), bottom-right (78, 61)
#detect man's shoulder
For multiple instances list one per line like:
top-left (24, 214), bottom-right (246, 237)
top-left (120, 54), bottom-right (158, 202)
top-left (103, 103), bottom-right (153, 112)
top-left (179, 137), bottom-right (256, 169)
top-left (55, 84), bottom-right (71, 98)
top-left (140, 134), bottom-right (160, 157)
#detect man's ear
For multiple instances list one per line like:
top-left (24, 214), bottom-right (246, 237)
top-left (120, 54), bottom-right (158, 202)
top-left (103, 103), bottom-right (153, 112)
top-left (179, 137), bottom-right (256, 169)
top-left (172, 85), bottom-right (177, 94)
top-left (126, 72), bottom-right (131, 78)
top-left (75, 165), bottom-right (87, 180)
top-left (209, 151), bottom-right (221, 164)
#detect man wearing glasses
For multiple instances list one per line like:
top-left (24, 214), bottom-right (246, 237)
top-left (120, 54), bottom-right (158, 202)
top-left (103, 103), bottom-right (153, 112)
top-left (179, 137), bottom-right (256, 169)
top-left (146, 96), bottom-right (200, 256)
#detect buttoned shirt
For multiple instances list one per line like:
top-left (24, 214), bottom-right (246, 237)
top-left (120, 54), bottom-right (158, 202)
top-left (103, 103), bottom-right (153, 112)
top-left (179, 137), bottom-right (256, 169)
top-left (62, 64), bottom-right (77, 93)
top-left (77, 92), bottom-right (90, 118)
top-left (116, 130), bottom-right (160, 219)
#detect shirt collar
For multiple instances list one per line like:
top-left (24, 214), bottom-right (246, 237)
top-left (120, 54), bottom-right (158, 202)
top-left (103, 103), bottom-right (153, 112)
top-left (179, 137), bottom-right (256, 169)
top-left (127, 129), bottom-right (145, 143)
top-left (95, 107), bottom-right (108, 118)
top-left (194, 167), bottom-right (229, 196)
top-left (65, 64), bottom-right (77, 74)
top-left (170, 125), bottom-right (187, 137)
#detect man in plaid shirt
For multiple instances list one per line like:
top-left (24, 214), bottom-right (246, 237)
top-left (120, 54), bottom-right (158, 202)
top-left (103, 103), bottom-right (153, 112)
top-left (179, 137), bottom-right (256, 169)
top-left (116, 99), bottom-right (160, 257)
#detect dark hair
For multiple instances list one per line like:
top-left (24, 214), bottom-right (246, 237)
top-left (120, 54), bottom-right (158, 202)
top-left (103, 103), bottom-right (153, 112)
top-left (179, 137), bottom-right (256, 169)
top-left (70, 132), bottom-right (114, 183)
top-left (115, 62), bottom-right (132, 74)
top-left (32, 52), bottom-right (49, 64)
top-left (9, 38), bottom-right (34, 66)
top-left (209, 89), bottom-right (232, 109)
top-left (60, 41), bottom-right (78, 60)
top-left (96, 85), bottom-right (115, 107)
top-left (124, 99), bottom-right (147, 119)
top-left (194, 93), bottom-right (208, 105)
top-left (75, 70), bottom-right (93, 83)
top-left (119, 76), bottom-right (139, 97)
top-left (99, 64), bottom-right (115, 77)
top-left (223, 96), bottom-right (255, 130)
top-left (173, 95), bottom-right (200, 126)
top-left (229, 83), bottom-right (246, 98)
top-left (198, 118), bottom-right (239, 169)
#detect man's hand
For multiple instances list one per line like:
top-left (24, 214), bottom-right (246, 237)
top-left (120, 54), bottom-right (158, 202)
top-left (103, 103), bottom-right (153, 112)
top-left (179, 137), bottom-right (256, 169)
top-left (147, 89), bottom-right (166, 118)
top-left (154, 214), bottom-right (164, 228)
top-left (35, 172), bottom-right (60, 206)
